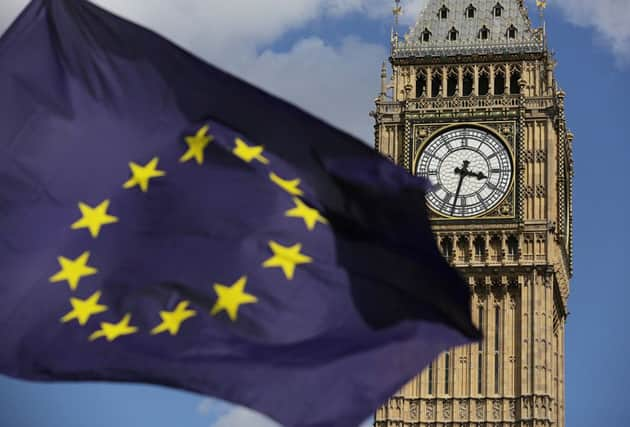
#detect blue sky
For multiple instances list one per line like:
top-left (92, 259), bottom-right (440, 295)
top-left (0, 0), bottom-right (628, 426)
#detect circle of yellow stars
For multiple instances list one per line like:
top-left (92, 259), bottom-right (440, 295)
top-left (49, 124), bottom-right (327, 342)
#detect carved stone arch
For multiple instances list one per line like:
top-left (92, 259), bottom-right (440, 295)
top-left (456, 234), bottom-right (470, 262)
top-left (438, 4), bottom-right (450, 20)
top-left (473, 235), bottom-right (486, 261)
top-left (479, 25), bottom-right (490, 40)
top-left (447, 67), bottom-right (459, 96)
top-left (478, 65), bottom-right (490, 95)
top-left (489, 234), bottom-right (502, 261)
top-left (416, 68), bottom-right (427, 97)
top-left (465, 3), bottom-right (477, 18)
top-left (441, 236), bottom-right (454, 260)
top-left (506, 24), bottom-right (518, 39)
top-left (420, 27), bottom-right (432, 42)
top-left (493, 2), bottom-right (504, 17)
top-left (510, 64), bottom-right (522, 94)
top-left (494, 65), bottom-right (506, 95)
top-left (448, 26), bottom-right (459, 42)
top-left (463, 66), bottom-right (475, 96)
top-left (430, 67), bottom-right (442, 97)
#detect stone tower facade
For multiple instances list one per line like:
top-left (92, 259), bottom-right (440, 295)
top-left (372, 1), bottom-right (573, 426)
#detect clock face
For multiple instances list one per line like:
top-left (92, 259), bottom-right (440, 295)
top-left (416, 127), bottom-right (513, 218)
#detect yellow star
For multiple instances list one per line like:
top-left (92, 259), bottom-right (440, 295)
top-left (123, 157), bottom-right (166, 192)
top-left (151, 301), bottom-right (197, 336)
top-left (70, 199), bottom-right (119, 238)
top-left (285, 197), bottom-right (328, 231)
top-left (270, 172), bottom-right (304, 196)
top-left (49, 251), bottom-right (98, 291)
top-left (210, 276), bottom-right (258, 322)
top-left (180, 125), bottom-right (213, 165)
top-left (89, 314), bottom-right (138, 342)
top-left (61, 291), bottom-right (108, 326)
top-left (233, 138), bottom-right (269, 164)
top-left (262, 241), bottom-right (313, 280)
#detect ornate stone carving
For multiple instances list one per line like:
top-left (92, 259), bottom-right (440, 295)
top-left (493, 400), bottom-right (502, 419)
top-left (523, 397), bottom-right (531, 417)
top-left (414, 126), bottom-right (429, 140)
top-left (459, 400), bottom-right (469, 419)
top-left (509, 399), bottom-right (516, 418)
top-left (475, 400), bottom-right (484, 419)
top-left (425, 401), bottom-right (434, 419)
top-left (443, 401), bottom-right (452, 418)
top-left (409, 401), bottom-right (419, 420)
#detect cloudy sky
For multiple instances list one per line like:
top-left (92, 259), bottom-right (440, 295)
top-left (1, 1), bottom-right (629, 426)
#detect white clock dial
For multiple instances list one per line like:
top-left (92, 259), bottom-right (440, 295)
top-left (416, 127), bottom-right (513, 218)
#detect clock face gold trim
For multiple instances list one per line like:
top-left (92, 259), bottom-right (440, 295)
top-left (414, 124), bottom-right (515, 219)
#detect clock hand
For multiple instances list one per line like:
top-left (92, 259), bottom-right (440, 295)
top-left (451, 173), bottom-right (465, 216)
top-left (473, 171), bottom-right (487, 180)
top-left (462, 168), bottom-right (488, 181)
top-left (451, 160), bottom-right (471, 216)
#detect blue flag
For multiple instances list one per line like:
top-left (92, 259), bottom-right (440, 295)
top-left (0, 1), bottom-right (479, 426)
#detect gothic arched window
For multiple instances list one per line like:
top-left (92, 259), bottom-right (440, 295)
top-left (463, 67), bottom-right (474, 96)
top-left (474, 236), bottom-right (485, 261)
top-left (421, 28), bottom-right (432, 42)
top-left (439, 5), bottom-right (449, 19)
top-left (447, 68), bottom-right (458, 96)
top-left (493, 2), bottom-right (504, 17)
top-left (510, 66), bottom-right (521, 94)
top-left (416, 70), bottom-right (427, 97)
top-left (507, 235), bottom-right (519, 259)
top-left (478, 67), bottom-right (490, 95)
top-left (431, 71), bottom-right (442, 97)
top-left (494, 67), bottom-right (506, 95)
top-left (448, 27), bottom-right (459, 41)
top-left (507, 25), bottom-right (518, 39)
top-left (479, 25), bottom-right (490, 40)
top-left (466, 4), bottom-right (476, 18)
top-left (441, 237), bottom-right (454, 259)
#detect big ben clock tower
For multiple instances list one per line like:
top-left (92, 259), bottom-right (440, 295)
top-left (373, 1), bottom-right (573, 426)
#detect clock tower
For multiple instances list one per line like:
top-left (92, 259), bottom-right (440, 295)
top-left (373, 1), bottom-right (573, 426)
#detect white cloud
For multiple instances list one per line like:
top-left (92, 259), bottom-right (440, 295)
top-left (549, 0), bottom-right (630, 64)
top-left (211, 406), bottom-right (281, 427)
top-left (208, 403), bottom-right (373, 427)
top-left (229, 36), bottom-right (386, 141)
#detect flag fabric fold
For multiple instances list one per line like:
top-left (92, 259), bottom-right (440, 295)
top-left (0, 1), bottom-right (479, 426)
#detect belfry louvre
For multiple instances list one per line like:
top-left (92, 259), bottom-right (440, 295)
top-left (372, 1), bottom-right (572, 426)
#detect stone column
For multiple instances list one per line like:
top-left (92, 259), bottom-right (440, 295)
top-left (489, 64), bottom-right (495, 95)
top-left (504, 64), bottom-right (511, 94)
top-left (458, 66), bottom-right (464, 97)
top-left (442, 66), bottom-right (448, 98)
top-left (473, 65), bottom-right (480, 96)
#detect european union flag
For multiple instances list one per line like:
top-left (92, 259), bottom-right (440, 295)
top-left (0, 1), bottom-right (479, 426)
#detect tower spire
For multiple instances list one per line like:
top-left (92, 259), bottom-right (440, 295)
top-left (391, 0), bottom-right (402, 46)
top-left (536, 0), bottom-right (548, 50)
